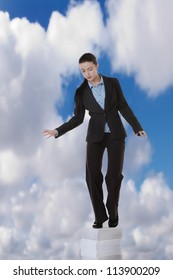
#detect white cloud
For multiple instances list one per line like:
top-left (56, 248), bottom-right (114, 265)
top-left (24, 178), bottom-right (90, 259)
top-left (106, 0), bottom-right (173, 96)
top-left (0, 0), bottom-right (173, 260)
top-left (0, 150), bottom-right (21, 184)
top-left (120, 173), bottom-right (173, 259)
top-left (124, 134), bottom-right (152, 174)
top-left (46, 0), bottom-right (106, 74)
top-left (0, 4), bottom-right (101, 259)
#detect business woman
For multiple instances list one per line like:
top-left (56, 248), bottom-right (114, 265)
top-left (43, 53), bottom-right (147, 229)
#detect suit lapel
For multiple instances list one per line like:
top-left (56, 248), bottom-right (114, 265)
top-left (82, 76), bottom-right (112, 113)
top-left (83, 82), bottom-right (104, 112)
top-left (102, 76), bottom-right (111, 112)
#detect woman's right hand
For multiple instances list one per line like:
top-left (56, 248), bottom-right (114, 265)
top-left (42, 129), bottom-right (58, 138)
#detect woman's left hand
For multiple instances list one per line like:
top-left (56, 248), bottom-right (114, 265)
top-left (136, 130), bottom-right (147, 138)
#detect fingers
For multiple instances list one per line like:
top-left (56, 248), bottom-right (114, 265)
top-left (42, 129), bottom-right (53, 138)
top-left (136, 131), bottom-right (147, 138)
top-left (142, 131), bottom-right (147, 138)
top-left (42, 129), bottom-right (49, 136)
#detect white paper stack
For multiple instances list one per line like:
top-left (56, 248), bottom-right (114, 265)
top-left (80, 227), bottom-right (122, 260)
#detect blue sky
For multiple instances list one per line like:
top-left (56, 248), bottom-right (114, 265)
top-left (0, 0), bottom-right (70, 27)
top-left (0, 0), bottom-right (173, 260)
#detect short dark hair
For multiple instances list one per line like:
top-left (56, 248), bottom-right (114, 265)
top-left (79, 53), bottom-right (97, 65)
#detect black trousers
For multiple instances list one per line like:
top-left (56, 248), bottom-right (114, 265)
top-left (86, 133), bottom-right (125, 223)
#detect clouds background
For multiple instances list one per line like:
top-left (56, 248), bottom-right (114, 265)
top-left (0, 0), bottom-right (173, 259)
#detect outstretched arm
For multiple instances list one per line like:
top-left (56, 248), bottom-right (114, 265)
top-left (42, 88), bottom-right (85, 139)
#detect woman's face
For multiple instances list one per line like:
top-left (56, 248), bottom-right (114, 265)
top-left (79, 61), bottom-right (99, 83)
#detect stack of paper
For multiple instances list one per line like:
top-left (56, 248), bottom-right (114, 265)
top-left (80, 227), bottom-right (122, 260)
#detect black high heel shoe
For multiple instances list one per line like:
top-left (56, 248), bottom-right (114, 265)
top-left (92, 221), bottom-right (103, 229)
top-left (108, 218), bottom-right (118, 228)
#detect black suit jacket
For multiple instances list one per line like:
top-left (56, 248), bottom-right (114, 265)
top-left (55, 75), bottom-right (143, 142)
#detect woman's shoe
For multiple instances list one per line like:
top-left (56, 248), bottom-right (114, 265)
top-left (92, 222), bottom-right (103, 229)
top-left (108, 219), bottom-right (118, 228)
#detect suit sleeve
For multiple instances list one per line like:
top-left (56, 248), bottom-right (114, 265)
top-left (55, 89), bottom-right (85, 138)
top-left (115, 78), bottom-right (143, 133)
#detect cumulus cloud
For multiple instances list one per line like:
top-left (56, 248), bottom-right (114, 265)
top-left (120, 173), bottom-right (173, 259)
top-left (0, 0), bottom-right (173, 260)
top-left (0, 3), bottom-right (103, 259)
top-left (106, 0), bottom-right (173, 96)
top-left (0, 150), bottom-right (22, 184)
top-left (47, 0), bottom-right (106, 74)
top-left (124, 134), bottom-right (152, 175)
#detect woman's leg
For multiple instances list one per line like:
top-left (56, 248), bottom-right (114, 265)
top-left (86, 139), bottom-right (108, 223)
top-left (105, 138), bottom-right (125, 222)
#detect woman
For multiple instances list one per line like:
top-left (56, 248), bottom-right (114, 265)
top-left (43, 53), bottom-right (147, 228)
